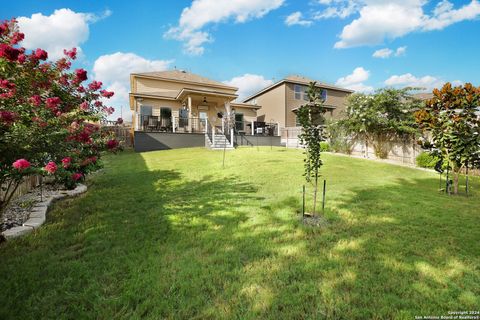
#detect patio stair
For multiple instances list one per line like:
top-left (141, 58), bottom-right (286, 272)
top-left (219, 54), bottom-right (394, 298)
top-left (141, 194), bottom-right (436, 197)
top-left (205, 133), bottom-right (234, 150)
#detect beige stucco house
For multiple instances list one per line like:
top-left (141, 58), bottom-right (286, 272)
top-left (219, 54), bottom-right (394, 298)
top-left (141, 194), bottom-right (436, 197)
top-left (243, 75), bottom-right (354, 129)
top-left (129, 70), bottom-right (282, 151)
top-left (130, 70), bottom-right (259, 135)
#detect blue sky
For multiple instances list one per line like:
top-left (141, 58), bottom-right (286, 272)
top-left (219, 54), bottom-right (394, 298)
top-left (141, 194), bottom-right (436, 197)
top-left (3, 0), bottom-right (480, 120)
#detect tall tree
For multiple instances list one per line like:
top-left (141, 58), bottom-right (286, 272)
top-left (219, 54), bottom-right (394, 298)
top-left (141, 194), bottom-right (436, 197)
top-left (415, 83), bottom-right (480, 194)
top-left (338, 88), bottom-right (420, 158)
top-left (297, 82), bottom-right (326, 216)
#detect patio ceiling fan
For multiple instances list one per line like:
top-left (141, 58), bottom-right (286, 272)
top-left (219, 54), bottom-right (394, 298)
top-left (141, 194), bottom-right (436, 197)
top-left (203, 96), bottom-right (207, 104)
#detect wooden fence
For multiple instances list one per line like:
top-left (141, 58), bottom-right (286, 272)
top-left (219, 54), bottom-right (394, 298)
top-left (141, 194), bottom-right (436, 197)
top-left (101, 125), bottom-right (133, 148)
top-left (280, 127), bottom-right (480, 175)
top-left (0, 175), bottom-right (45, 204)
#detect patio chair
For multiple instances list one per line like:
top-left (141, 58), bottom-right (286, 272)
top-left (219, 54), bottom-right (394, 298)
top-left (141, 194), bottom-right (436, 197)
top-left (147, 116), bottom-right (158, 131)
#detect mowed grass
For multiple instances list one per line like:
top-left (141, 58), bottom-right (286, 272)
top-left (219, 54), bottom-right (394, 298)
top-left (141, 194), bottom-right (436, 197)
top-left (0, 147), bottom-right (479, 319)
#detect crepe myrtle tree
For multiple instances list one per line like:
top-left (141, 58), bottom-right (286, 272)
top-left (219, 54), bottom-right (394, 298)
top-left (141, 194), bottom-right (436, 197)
top-left (415, 82), bottom-right (480, 194)
top-left (0, 18), bottom-right (120, 215)
top-left (297, 82), bottom-right (327, 216)
top-left (338, 88), bottom-right (420, 158)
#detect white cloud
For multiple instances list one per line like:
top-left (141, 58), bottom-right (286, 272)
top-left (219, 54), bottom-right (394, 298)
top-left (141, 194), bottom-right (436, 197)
top-left (223, 74), bottom-right (273, 101)
top-left (372, 46), bottom-right (407, 58)
top-left (314, 0), bottom-right (359, 19)
top-left (383, 73), bottom-right (459, 90)
top-left (395, 46), bottom-right (407, 56)
top-left (336, 67), bottom-right (374, 92)
top-left (333, 0), bottom-right (480, 48)
top-left (285, 12), bottom-right (312, 26)
top-left (164, 0), bottom-right (284, 55)
top-left (93, 52), bottom-right (173, 121)
top-left (17, 8), bottom-right (110, 60)
top-left (372, 48), bottom-right (393, 58)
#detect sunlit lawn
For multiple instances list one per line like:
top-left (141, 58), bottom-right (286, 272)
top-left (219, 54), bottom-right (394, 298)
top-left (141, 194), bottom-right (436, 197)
top-left (0, 147), bottom-right (479, 319)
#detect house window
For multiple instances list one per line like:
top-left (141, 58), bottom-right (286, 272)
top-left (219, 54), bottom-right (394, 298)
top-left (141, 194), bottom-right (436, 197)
top-left (294, 85), bottom-right (308, 101)
top-left (321, 89), bottom-right (328, 102)
top-left (235, 113), bottom-right (244, 131)
top-left (160, 107), bottom-right (171, 119)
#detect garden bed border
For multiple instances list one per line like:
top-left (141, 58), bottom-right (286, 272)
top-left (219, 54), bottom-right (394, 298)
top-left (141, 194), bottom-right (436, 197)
top-left (1, 184), bottom-right (87, 240)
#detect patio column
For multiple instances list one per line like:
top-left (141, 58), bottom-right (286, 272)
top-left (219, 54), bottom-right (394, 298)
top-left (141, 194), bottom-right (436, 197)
top-left (187, 96), bottom-right (192, 133)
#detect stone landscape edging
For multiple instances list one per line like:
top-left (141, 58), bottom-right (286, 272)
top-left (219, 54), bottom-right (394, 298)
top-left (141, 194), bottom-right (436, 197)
top-left (1, 184), bottom-right (87, 240)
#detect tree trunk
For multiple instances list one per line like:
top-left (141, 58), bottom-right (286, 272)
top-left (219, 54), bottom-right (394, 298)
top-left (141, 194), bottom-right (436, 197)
top-left (453, 170), bottom-right (459, 195)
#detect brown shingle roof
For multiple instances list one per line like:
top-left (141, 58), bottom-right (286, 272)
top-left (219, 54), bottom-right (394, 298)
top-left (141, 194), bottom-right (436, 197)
top-left (243, 75), bottom-right (354, 102)
top-left (132, 70), bottom-right (237, 90)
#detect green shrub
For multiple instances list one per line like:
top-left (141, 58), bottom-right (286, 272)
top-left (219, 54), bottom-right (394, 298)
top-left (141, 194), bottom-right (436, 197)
top-left (327, 122), bottom-right (354, 154)
top-left (416, 152), bottom-right (442, 169)
top-left (320, 141), bottom-right (330, 152)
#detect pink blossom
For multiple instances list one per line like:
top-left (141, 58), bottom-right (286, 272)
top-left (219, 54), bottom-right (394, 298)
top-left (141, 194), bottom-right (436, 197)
top-left (0, 43), bottom-right (20, 61)
top-left (77, 85), bottom-right (85, 93)
top-left (0, 80), bottom-right (16, 99)
top-left (44, 161), bottom-right (57, 174)
top-left (106, 139), bottom-right (119, 150)
top-left (105, 107), bottom-right (115, 115)
top-left (71, 173), bottom-right (83, 181)
top-left (88, 81), bottom-right (102, 91)
top-left (17, 53), bottom-right (26, 64)
top-left (59, 75), bottom-right (69, 86)
top-left (29, 95), bottom-right (42, 106)
top-left (12, 159), bottom-right (30, 171)
top-left (100, 90), bottom-right (114, 98)
top-left (0, 21), bottom-right (8, 35)
top-left (74, 68), bottom-right (88, 82)
top-left (56, 58), bottom-right (71, 71)
top-left (80, 101), bottom-right (88, 111)
top-left (34, 48), bottom-right (48, 61)
top-left (63, 48), bottom-right (77, 59)
top-left (0, 79), bottom-right (15, 89)
top-left (61, 157), bottom-right (72, 168)
top-left (116, 117), bottom-right (123, 125)
top-left (46, 97), bottom-right (61, 111)
top-left (10, 32), bottom-right (24, 45)
top-left (0, 110), bottom-right (17, 125)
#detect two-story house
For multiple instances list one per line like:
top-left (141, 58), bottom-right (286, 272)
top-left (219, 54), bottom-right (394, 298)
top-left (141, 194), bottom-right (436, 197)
top-left (243, 75), bottom-right (354, 129)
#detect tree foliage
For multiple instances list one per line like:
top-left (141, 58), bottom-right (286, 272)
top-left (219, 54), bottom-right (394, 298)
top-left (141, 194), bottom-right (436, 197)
top-left (297, 82), bottom-right (326, 216)
top-left (0, 19), bottom-right (120, 214)
top-left (337, 88), bottom-right (421, 158)
top-left (415, 82), bottom-right (480, 194)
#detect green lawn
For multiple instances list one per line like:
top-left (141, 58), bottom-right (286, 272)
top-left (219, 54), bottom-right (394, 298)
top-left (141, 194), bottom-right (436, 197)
top-left (1, 147), bottom-right (479, 319)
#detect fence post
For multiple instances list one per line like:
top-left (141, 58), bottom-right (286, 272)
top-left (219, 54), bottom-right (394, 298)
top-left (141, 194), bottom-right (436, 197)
top-left (302, 185), bottom-right (305, 218)
top-left (230, 128), bottom-right (234, 147)
top-left (172, 116), bottom-right (176, 133)
top-left (286, 129), bottom-right (289, 149)
top-left (251, 120), bottom-right (254, 136)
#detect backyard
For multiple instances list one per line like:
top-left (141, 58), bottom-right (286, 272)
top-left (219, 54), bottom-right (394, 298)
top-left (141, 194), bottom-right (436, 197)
top-left (0, 147), bottom-right (479, 319)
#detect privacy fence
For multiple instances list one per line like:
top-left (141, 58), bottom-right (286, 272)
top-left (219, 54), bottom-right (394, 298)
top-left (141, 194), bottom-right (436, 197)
top-left (282, 127), bottom-right (428, 166)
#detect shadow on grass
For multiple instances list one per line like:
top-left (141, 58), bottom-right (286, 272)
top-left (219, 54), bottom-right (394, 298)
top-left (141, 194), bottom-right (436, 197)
top-left (1, 151), bottom-right (479, 319)
top-left (293, 176), bottom-right (480, 319)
